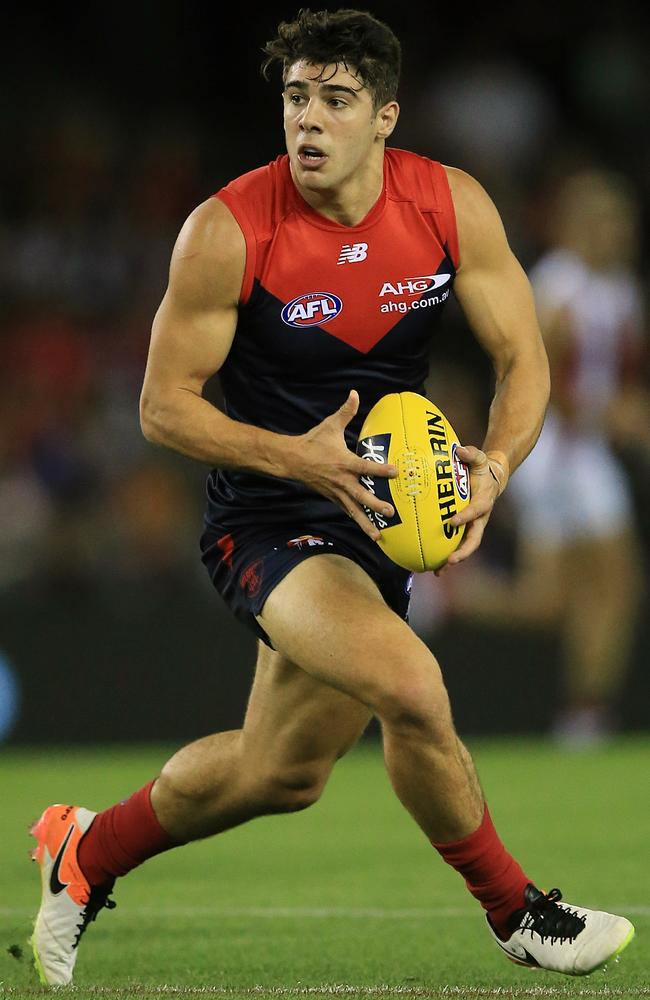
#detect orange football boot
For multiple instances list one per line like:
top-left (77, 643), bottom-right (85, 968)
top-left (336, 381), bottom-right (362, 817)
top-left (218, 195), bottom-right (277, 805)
top-left (30, 804), bottom-right (115, 986)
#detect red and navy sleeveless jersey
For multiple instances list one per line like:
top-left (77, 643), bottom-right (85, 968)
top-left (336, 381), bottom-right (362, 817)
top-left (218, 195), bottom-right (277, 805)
top-left (205, 147), bottom-right (460, 527)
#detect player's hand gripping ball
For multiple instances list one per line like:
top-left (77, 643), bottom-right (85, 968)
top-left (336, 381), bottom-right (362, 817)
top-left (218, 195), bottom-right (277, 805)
top-left (356, 392), bottom-right (470, 572)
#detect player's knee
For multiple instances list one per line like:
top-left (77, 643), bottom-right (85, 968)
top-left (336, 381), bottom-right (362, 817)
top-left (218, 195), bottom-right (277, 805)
top-left (155, 764), bottom-right (211, 812)
top-left (372, 662), bottom-right (455, 743)
top-left (259, 762), bottom-right (330, 814)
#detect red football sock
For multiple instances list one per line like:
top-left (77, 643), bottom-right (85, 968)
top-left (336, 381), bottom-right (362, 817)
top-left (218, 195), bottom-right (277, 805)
top-left (432, 804), bottom-right (531, 939)
top-left (78, 780), bottom-right (178, 887)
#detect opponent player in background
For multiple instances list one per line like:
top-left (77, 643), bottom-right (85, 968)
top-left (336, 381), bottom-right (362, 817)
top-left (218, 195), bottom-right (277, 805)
top-left (450, 170), bottom-right (646, 746)
top-left (30, 9), bottom-right (635, 986)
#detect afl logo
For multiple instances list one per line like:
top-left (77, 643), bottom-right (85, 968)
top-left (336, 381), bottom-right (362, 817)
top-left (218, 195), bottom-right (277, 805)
top-left (281, 292), bottom-right (343, 328)
top-left (451, 443), bottom-right (470, 501)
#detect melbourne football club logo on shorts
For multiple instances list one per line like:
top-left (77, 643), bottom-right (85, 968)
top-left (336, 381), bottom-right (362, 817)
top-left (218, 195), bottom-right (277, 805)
top-left (240, 559), bottom-right (264, 597)
top-left (451, 443), bottom-right (470, 500)
top-left (281, 292), bottom-right (343, 328)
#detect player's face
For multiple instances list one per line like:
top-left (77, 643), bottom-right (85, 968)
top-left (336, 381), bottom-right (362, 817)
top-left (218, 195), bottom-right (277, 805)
top-left (283, 61), bottom-right (396, 193)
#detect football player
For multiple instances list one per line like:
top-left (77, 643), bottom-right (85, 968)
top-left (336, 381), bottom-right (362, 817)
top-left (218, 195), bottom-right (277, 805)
top-left (31, 9), bottom-right (633, 986)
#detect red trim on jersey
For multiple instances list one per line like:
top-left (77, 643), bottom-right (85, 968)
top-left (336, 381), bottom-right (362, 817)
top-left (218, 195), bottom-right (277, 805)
top-left (431, 161), bottom-right (460, 270)
top-left (214, 190), bottom-right (256, 306)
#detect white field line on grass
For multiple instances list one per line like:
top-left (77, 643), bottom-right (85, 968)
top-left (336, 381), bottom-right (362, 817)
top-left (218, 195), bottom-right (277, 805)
top-left (1, 986), bottom-right (649, 997)
top-left (248, 991), bottom-right (650, 997)
top-left (1, 905), bottom-right (650, 920)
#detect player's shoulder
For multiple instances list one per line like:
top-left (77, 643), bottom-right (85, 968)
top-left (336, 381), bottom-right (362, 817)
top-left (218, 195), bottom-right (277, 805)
top-left (217, 155), bottom-right (292, 238)
top-left (168, 196), bottom-right (245, 307)
top-left (442, 166), bottom-right (498, 220)
top-left (220, 155), bottom-right (285, 196)
top-left (175, 196), bottom-right (245, 268)
top-left (385, 146), bottom-right (436, 170)
top-left (386, 153), bottom-right (501, 224)
top-left (384, 147), bottom-right (446, 205)
top-left (437, 166), bottom-right (509, 269)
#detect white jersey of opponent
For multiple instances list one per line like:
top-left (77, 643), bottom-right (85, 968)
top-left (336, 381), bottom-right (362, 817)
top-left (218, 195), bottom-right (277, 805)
top-left (510, 249), bottom-right (643, 545)
top-left (530, 249), bottom-right (642, 427)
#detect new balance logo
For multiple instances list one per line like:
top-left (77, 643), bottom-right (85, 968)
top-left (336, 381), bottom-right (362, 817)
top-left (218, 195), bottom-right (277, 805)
top-left (337, 242), bottom-right (368, 264)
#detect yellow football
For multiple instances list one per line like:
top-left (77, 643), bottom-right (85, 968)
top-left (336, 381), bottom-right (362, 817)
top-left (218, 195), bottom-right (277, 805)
top-left (356, 392), bottom-right (471, 572)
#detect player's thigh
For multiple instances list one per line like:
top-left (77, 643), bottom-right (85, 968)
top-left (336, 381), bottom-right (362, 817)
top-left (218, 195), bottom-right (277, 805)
top-left (241, 641), bottom-right (372, 785)
top-left (256, 554), bottom-right (449, 724)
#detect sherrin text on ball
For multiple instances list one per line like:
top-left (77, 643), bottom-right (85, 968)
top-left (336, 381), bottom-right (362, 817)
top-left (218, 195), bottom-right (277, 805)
top-left (356, 392), bottom-right (470, 572)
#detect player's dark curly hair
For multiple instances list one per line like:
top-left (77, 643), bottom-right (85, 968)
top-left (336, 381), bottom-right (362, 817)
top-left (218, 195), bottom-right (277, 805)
top-left (261, 8), bottom-right (401, 111)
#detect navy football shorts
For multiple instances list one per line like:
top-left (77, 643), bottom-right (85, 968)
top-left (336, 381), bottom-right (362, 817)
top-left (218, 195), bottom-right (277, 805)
top-left (201, 513), bottom-right (413, 648)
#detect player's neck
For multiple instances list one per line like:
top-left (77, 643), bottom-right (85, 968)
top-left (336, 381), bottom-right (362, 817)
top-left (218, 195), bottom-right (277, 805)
top-left (291, 154), bottom-right (385, 228)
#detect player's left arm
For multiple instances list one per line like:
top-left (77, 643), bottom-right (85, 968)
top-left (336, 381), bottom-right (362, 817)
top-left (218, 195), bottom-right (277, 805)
top-left (442, 166), bottom-right (551, 567)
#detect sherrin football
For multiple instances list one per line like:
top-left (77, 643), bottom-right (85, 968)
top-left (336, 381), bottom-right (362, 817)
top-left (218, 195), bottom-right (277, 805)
top-left (356, 392), bottom-right (470, 572)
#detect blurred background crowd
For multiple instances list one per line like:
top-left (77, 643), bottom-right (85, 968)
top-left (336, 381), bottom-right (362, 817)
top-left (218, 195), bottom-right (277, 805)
top-left (1, 2), bottom-right (649, 744)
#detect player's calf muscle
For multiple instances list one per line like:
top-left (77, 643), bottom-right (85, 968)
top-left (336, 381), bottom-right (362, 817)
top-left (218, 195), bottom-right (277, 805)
top-left (152, 703), bottom-right (357, 836)
top-left (153, 745), bottom-right (323, 838)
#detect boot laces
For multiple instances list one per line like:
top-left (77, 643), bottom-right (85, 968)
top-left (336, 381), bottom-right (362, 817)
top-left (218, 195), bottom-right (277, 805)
top-left (73, 885), bottom-right (117, 949)
top-left (521, 888), bottom-right (586, 944)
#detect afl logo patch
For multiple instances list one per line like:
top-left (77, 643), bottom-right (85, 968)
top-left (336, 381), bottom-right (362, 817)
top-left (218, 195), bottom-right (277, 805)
top-left (281, 292), bottom-right (343, 328)
top-left (451, 443), bottom-right (469, 500)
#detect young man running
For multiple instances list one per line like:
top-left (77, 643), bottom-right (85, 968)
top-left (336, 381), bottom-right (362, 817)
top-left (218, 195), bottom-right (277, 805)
top-left (30, 8), bottom-right (634, 987)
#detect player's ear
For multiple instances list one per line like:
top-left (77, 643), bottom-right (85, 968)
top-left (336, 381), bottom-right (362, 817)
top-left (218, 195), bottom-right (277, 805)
top-left (375, 101), bottom-right (399, 140)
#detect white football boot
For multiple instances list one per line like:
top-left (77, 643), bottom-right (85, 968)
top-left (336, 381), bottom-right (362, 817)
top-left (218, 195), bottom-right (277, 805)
top-left (488, 884), bottom-right (635, 976)
top-left (30, 803), bottom-right (116, 986)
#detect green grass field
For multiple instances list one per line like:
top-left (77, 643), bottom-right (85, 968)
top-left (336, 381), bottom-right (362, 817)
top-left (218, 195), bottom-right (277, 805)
top-left (1, 739), bottom-right (648, 999)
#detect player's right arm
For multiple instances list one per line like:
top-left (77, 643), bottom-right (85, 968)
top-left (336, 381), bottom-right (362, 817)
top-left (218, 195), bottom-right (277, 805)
top-left (141, 197), bottom-right (286, 473)
top-left (140, 198), bottom-right (395, 539)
